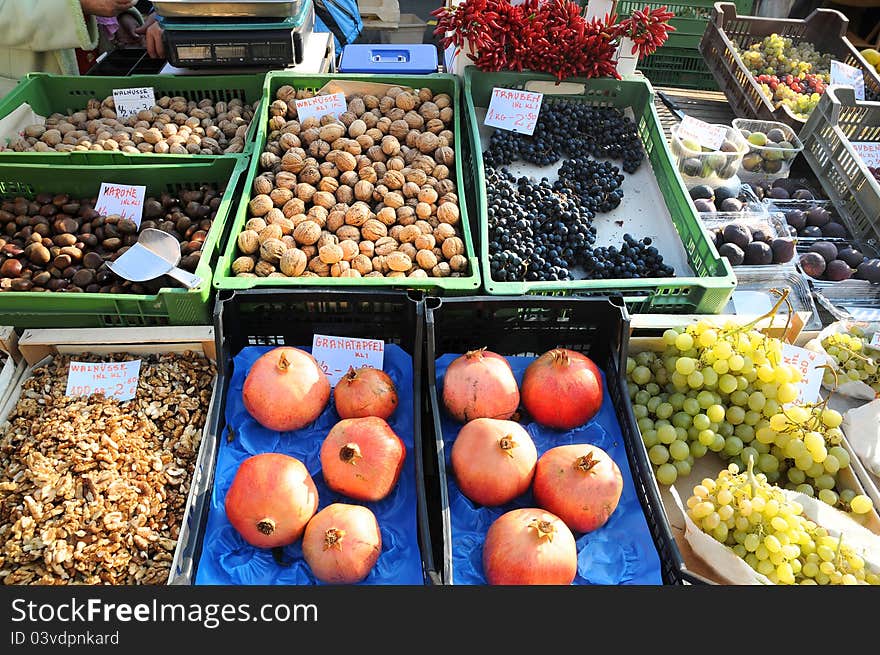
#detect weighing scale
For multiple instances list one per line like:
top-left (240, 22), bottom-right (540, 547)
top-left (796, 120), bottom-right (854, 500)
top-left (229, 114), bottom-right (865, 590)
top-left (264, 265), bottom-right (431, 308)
top-left (154, 0), bottom-right (314, 69)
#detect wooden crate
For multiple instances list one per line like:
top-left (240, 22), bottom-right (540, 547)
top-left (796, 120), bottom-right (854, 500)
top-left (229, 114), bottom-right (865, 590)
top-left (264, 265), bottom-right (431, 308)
top-left (0, 325), bottom-right (219, 586)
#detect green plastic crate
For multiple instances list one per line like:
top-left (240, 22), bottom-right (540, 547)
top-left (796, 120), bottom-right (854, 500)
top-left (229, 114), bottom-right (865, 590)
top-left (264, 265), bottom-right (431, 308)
top-left (462, 66), bottom-right (736, 313)
top-left (616, 0), bottom-right (757, 50)
top-left (213, 71), bottom-right (481, 295)
top-left (637, 46), bottom-right (719, 91)
top-left (0, 72), bottom-right (265, 163)
top-left (0, 157), bottom-right (247, 328)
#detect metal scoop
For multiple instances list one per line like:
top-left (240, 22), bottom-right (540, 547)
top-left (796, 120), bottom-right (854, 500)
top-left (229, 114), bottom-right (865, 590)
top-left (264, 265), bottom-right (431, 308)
top-left (106, 228), bottom-right (202, 289)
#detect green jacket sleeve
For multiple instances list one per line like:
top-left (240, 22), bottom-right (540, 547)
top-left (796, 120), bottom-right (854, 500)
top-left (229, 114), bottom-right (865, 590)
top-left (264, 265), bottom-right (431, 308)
top-left (0, 0), bottom-right (98, 52)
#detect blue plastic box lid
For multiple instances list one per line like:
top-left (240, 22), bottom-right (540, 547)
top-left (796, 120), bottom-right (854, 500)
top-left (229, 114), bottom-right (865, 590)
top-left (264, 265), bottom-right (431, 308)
top-left (339, 44), bottom-right (438, 74)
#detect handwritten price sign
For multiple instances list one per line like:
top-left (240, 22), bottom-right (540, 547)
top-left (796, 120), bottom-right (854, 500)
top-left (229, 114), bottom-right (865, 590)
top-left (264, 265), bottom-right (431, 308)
top-left (831, 60), bottom-right (865, 101)
top-left (852, 141), bottom-right (880, 169)
top-left (112, 86), bottom-right (156, 121)
top-left (66, 360), bottom-right (141, 402)
top-left (311, 334), bottom-right (384, 387)
top-left (677, 115), bottom-right (727, 151)
top-left (484, 88), bottom-right (544, 136)
top-left (94, 183), bottom-right (146, 227)
top-left (781, 344), bottom-right (823, 405)
top-left (294, 92), bottom-right (347, 122)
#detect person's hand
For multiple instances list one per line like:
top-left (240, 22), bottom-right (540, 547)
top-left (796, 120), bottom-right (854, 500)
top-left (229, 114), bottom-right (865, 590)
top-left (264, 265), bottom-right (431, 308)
top-left (135, 15), bottom-right (165, 58)
top-left (115, 12), bottom-right (142, 46)
top-left (80, 0), bottom-right (136, 17)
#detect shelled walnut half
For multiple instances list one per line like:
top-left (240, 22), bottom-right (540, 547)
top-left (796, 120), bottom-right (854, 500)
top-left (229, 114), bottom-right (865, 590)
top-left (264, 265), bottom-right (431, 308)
top-left (0, 352), bottom-right (216, 585)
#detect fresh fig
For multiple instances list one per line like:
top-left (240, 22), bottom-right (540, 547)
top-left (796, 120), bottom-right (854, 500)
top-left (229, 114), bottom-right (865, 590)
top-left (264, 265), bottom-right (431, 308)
top-left (720, 197), bottom-right (744, 212)
top-left (821, 222), bottom-right (848, 239)
top-left (745, 241), bottom-right (773, 265)
top-left (838, 247), bottom-right (865, 269)
top-left (722, 223), bottom-right (753, 249)
top-left (806, 206), bottom-right (830, 227)
top-left (809, 241), bottom-right (839, 263)
top-left (694, 199), bottom-right (717, 213)
top-left (791, 189), bottom-right (814, 200)
top-left (799, 251), bottom-right (826, 279)
top-left (689, 184), bottom-right (715, 202)
top-left (784, 209), bottom-right (806, 231)
top-left (718, 242), bottom-right (745, 266)
top-left (856, 259), bottom-right (880, 283)
top-left (768, 186), bottom-right (790, 200)
top-left (802, 225), bottom-right (823, 238)
top-left (771, 238), bottom-right (796, 264)
top-left (750, 223), bottom-right (774, 243)
top-left (825, 259), bottom-right (853, 281)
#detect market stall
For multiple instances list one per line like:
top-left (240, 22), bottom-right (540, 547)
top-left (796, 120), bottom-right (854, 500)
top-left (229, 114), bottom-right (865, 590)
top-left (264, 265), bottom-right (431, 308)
top-left (0, 0), bottom-right (879, 590)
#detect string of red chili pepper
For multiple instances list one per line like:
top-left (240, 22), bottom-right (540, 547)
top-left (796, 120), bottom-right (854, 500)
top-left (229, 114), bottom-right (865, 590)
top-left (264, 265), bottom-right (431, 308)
top-left (615, 6), bottom-right (677, 59)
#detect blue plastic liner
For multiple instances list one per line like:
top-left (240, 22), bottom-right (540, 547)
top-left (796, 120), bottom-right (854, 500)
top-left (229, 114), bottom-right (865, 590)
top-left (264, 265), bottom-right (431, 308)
top-left (436, 354), bottom-right (664, 585)
top-left (196, 344), bottom-right (424, 585)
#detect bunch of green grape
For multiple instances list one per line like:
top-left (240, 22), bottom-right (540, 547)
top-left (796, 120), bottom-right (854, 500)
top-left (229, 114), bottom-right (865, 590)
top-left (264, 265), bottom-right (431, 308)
top-left (686, 463), bottom-right (877, 585)
top-left (742, 34), bottom-right (831, 78)
top-left (758, 402), bottom-right (865, 510)
top-left (626, 319), bottom-right (804, 487)
top-left (820, 326), bottom-right (880, 395)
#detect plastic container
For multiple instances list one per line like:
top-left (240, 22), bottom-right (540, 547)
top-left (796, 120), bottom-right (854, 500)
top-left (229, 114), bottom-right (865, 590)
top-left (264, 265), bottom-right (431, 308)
top-left (181, 289), bottom-right (439, 585)
top-left (699, 2), bottom-right (880, 129)
top-left (699, 210), bottom-right (796, 267)
top-left (0, 72), bottom-right (265, 162)
top-left (670, 121), bottom-right (750, 188)
top-left (213, 71), bottom-right (481, 295)
top-left (423, 294), bottom-right (685, 585)
top-left (339, 44), bottom-right (437, 74)
top-left (732, 118), bottom-right (804, 185)
top-left (463, 67), bottom-right (736, 314)
top-left (0, 158), bottom-right (247, 328)
top-left (798, 85), bottom-right (880, 246)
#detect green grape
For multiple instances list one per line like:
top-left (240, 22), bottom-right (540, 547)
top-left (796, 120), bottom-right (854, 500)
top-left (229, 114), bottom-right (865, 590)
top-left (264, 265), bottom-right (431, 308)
top-left (648, 444), bottom-right (670, 465)
top-left (669, 439), bottom-right (690, 461)
top-left (656, 462), bottom-right (678, 486)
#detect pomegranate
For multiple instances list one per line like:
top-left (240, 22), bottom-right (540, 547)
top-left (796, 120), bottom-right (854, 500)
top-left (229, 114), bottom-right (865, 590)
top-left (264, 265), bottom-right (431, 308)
top-left (442, 348), bottom-right (520, 422)
top-left (242, 347), bottom-right (330, 432)
top-left (320, 417), bottom-right (406, 502)
top-left (534, 445), bottom-right (623, 534)
top-left (521, 348), bottom-right (603, 429)
top-left (333, 366), bottom-right (399, 420)
top-left (302, 503), bottom-right (382, 584)
top-left (224, 453), bottom-right (319, 549)
top-left (451, 418), bottom-right (537, 506)
top-left (482, 508), bottom-right (578, 585)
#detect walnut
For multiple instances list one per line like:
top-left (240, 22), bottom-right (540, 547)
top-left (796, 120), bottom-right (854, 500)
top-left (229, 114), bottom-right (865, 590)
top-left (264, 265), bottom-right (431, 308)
top-left (336, 225), bottom-right (361, 242)
top-left (348, 97), bottom-right (366, 116)
top-left (336, 185), bottom-right (355, 205)
top-left (334, 150), bottom-right (358, 172)
top-left (416, 249), bottom-right (439, 270)
top-left (389, 120), bottom-right (410, 140)
top-left (416, 202), bottom-right (433, 219)
top-left (319, 176), bottom-right (340, 194)
top-left (319, 123), bottom-right (345, 143)
top-left (384, 192), bottom-right (405, 209)
top-left (348, 119), bottom-right (367, 138)
top-left (442, 236), bottom-right (465, 259)
top-left (338, 239), bottom-right (359, 262)
top-left (253, 175), bottom-right (274, 196)
top-left (352, 253), bottom-right (373, 275)
top-left (345, 203), bottom-right (371, 227)
top-left (398, 242), bottom-right (418, 261)
top-left (327, 210), bottom-right (346, 233)
top-left (386, 251), bottom-right (412, 272)
top-left (312, 191), bottom-right (337, 209)
top-left (307, 205), bottom-right (329, 227)
top-left (258, 224), bottom-right (284, 244)
top-left (437, 203), bottom-right (460, 225)
top-left (359, 166), bottom-right (378, 184)
top-left (293, 221), bottom-right (321, 246)
top-left (376, 207), bottom-right (397, 226)
top-left (279, 248), bottom-right (308, 276)
top-left (259, 238), bottom-right (286, 264)
top-left (398, 224), bottom-right (422, 244)
top-left (375, 236), bottom-right (399, 256)
top-left (376, 116), bottom-right (392, 134)
top-left (237, 230), bottom-right (260, 254)
top-left (356, 134), bottom-right (375, 150)
top-left (246, 217), bottom-right (268, 232)
top-left (361, 218), bottom-right (388, 241)
top-left (232, 256), bottom-right (255, 274)
top-left (415, 233), bottom-right (436, 251)
top-left (255, 260), bottom-right (276, 276)
top-left (319, 243), bottom-right (344, 265)
top-left (281, 150), bottom-right (306, 173)
top-left (296, 183), bottom-right (317, 202)
top-left (279, 132), bottom-right (301, 150)
top-left (299, 165), bottom-right (322, 186)
top-left (282, 197), bottom-right (306, 218)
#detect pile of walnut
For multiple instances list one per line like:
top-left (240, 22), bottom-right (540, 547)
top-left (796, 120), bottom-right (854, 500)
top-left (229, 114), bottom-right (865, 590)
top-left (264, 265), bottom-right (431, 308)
top-left (233, 84), bottom-right (468, 280)
top-left (0, 352), bottom-right (216, 585)
top-left (2, 95), bottom-right (254, 155)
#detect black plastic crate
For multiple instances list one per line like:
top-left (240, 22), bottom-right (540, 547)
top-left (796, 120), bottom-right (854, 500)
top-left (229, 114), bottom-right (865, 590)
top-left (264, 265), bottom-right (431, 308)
top-left (424, 295), bottom-right (687, 585)
top-left (177, 288), bottom-right (439, 585)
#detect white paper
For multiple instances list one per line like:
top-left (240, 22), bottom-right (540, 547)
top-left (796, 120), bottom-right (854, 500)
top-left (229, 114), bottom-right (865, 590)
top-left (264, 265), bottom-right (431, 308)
top-left (311, 334), bottom-right (384, 387)
top-left (484, 87), bottom-right (543, 136)
top-left (66, 360), bottom-right (141, 402)
top-left (831, 60), bottom-right (865, 101)
top-left (852, 141), bottom-right (880, 169)
top-left (843, 399), bottom-right (880, 477)
top-left (781, 343), bottom-right (823, 405)
top-left (584, 0), bottom-right (614, 21)
top-left (112, 86), bottom-right (156, 121)
top-left (677, 114), bottom-right (727, 151)
top-left (870, 331), bottom-right (880, 349)
top-left (0, 102), bottom-right (45, 147)
top-left (732, 290), bottom-right (774, 316)
top-left (804, 320), bottom-right (880, 401)
top-left (294, 92), bottom-right (347, 122)
top-left (94, 183), bottom-right (146, 227)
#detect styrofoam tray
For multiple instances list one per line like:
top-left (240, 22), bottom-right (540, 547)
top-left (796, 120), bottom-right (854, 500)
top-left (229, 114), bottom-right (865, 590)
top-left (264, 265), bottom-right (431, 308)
top-left (476, 107), bottom-right (695, 278)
